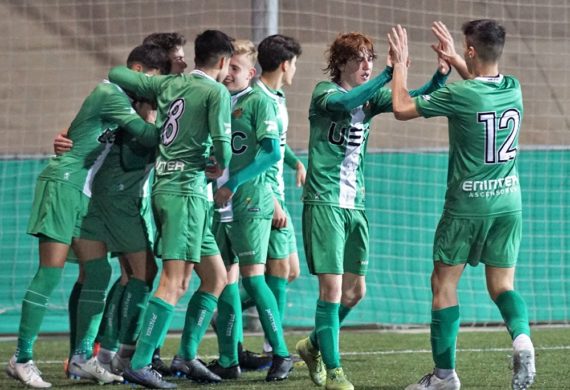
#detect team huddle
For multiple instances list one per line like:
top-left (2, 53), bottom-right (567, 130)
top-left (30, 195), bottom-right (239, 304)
top-left (6, 19), bottom-right (536, 390)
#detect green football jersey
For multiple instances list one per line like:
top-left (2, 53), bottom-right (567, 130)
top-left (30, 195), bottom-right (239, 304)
top-left (91, 131), bottom-right (155, 198)
top-left (108, 67), bottom-right (232, 199)
top-left (215, 86), bottom-right (279, 221)
top-left (39, 81), bottom-right (157, 195)
top-left (415, 75), bottom-right (523, 217)
top-left (302, 80), bottom-right (393, 210)
top-left (253, 79), bottom-right (287, 201)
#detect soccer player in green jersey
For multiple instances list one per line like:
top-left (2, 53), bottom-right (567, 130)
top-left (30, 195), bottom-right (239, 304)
top-left (84, 32), bottom-right (189, 378)
top-left (107, 29), bottom-right (234, 389)
top-left (206, 39), bottom-right (292, 382)
top-left (253, 34), bottom-right (304, 358)
top-left (5, 48), bottom-right (162, 390)
top-left (388, 20), bottom-right (535, 390)
top-left (295, 32), bottom-right (450, 390)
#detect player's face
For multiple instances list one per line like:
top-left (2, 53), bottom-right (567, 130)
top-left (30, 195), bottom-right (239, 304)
top-left (223, 54), bottom-right (255, 92)
top-left (169, 46), bottom-right (187, 74)
top-left (340, 50), bottom-right (373, 89)
top-left (282, 56), bottom-right (297, 87)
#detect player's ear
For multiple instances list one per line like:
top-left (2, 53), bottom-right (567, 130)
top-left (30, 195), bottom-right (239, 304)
top-left (248, 66), bottom-right (256, 80)
top-left (218, 56), bottom-right (229, 70)
top-left (131, 63), bottom-right (144, 73)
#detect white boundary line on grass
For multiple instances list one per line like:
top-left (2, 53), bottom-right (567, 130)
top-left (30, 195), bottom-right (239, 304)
top-left (31, 345), bottom-right (570, 364)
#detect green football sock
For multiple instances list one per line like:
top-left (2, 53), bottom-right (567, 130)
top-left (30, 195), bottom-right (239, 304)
top-left (119, 278), bottom-right (150, 345)
top-left (431, 305), bottom-right (460, 369)
top-left (131, 297), bottom-right (174, 370)
top-left (68, 281), bottom-right (82, 359)
top-left (310, 303), bottom-right (351, 350)
top-left (495, 290), bottom-right (531, 339)
top-left (98, 278), bottom-right (124, 352)
top-left (216, 282), bottom-right (242, 367)
top-left (240, 284), bottom-right (256, 310)
top-left (242, 275), bottom-right (288, 357)
top-left (266, 274), bottom-right (288, 321)
top-left (314, 299), bottom-right (340, 369)
top-left (16, 266), bottom-right (63, 363)
top-left (177, 291), bottom-right (218, 360)
top-left (75, 257), bottom-right (112, 359)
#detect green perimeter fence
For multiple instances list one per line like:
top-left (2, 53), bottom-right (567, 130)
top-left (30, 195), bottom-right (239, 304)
top-left (0, 150), bottom-right (568, 334)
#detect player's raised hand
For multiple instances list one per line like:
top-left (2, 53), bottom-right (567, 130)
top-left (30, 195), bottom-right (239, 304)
top-left (432, 20), bottom-right (472, 79)
top-left (431, 21), bottom-right (458, 63)
top-left (53, 130), bottom-right (73, 155)
top-left (387, 24), bottom-right (408, 66)
top-left (436, 42), bottom-right (451, 75)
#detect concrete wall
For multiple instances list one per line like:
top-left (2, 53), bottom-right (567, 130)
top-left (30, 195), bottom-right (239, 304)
top-left (1, 0), bottom-right (567, 155)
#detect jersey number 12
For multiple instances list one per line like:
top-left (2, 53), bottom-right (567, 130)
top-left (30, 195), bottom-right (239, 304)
top-left (478, 108), bottom-right (520, 164)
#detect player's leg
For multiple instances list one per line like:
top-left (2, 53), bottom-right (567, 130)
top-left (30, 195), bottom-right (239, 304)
top-left (407, 213), bottom-right (474, 390)
top-left (264, 228), bottom-right (290, 356)
top-left (297, 204), bottom-right (351, 389)
top-left (68, 238), bottom-right (122, 384)
top-left (10, 180), bottom-right (85, 388)
top-left (166, 196), bottom-right (224, 384)
top-left (111, 250), bottom-right (154, 374)
top-left (96, 268), bottom-right (127, 370)
top-left (483, 213), bottom-right (534, 390)
top-left (208, 262), bottom-right (243, 379)
top-left (206, 220), bottom-right (243, 378)
top-left (171, 254), bottom-right (226, 384)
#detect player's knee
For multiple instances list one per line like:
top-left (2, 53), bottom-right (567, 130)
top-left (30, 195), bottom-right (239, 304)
top-left (343, 284), bottom-right (366, 308)
top-left (288, 267), bottom-right (300, 282)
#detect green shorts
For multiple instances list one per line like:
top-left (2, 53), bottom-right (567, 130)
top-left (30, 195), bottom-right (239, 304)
top-left (302, 204), bottom-right (369, 275)
top-left (433, 211), bottom-right (522, 268)
top-left (27, 179), bottom-right (89, 245)
top-left (79, 195), bottom-right (150, 254)
top-left (152, 193), bottom-right (219, 262)
top-left (213, 218), bottom-right (271, 266)
top-left (268, 203), bottom-right (297, 260)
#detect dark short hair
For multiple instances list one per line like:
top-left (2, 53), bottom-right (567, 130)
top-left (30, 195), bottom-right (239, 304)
top-left (142, 32), bottom-right (187, 52)
top-left (194, 29), bottom-right (234, 68)
top-left (126, 43), bottom-right (171, 75)
top-left (462, 19), bottom-right (506, 63)
top-left (257, 34), bottom-right (302, 72)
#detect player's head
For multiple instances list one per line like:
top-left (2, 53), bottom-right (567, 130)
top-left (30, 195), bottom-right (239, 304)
top-left (194, 29), bottom-right (235, 81)
top-left (461, 19), bottom-right (505, 71)
top-left (223, 40), bottom-right (257, 92)
top-left (258, 34), bottom-right (302, 86)
top-left (143, 32), bottom-right (187, 74)
top-left (324, 32), bottom-right (377, 87)
top-left (126, 43), bottom-right (171, 75)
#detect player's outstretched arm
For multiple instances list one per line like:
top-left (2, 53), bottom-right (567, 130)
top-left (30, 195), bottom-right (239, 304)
top-left (214, 137), bottom-right (281, 207)
top-left (431, 21), bottom-right (472, 80)
top-left (108, 66), bottom-right (161, 101)
top-left (326, 65), bottom-right (393, 112)
top-left (388, 25), bottom-right (420, 120)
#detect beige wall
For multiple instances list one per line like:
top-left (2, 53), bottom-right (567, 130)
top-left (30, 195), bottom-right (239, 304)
top-left (1, 0), bottom-right (567, 155)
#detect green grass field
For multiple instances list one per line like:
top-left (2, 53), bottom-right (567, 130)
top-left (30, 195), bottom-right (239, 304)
top-left (1, 327), bottom-right (568, 389)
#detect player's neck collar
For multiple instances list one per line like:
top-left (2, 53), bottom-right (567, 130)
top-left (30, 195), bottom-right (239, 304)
top-left (191, 69), bottom-right (216, 82)
top-left (475, 74), bottom-right (503, 83)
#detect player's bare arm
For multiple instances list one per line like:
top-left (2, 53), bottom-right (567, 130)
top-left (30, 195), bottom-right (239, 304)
top-left (388, 25), bottom-right (420, 120)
